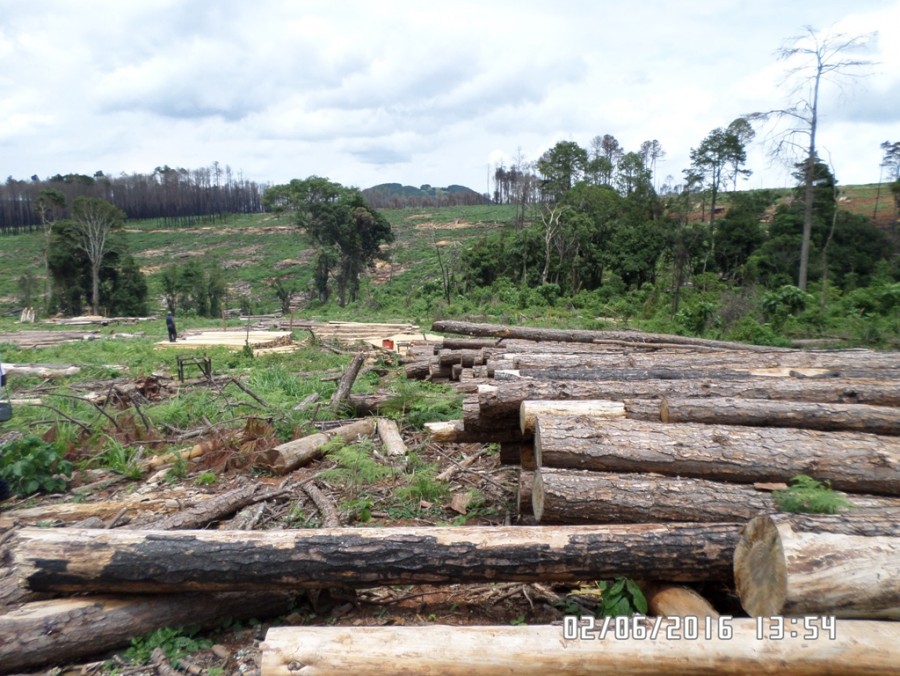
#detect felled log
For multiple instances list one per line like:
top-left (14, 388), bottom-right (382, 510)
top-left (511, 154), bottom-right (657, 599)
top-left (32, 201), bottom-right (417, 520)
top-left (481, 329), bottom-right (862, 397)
top-left (14, 523), bottom-right (742, 593)
top-left (531, 468), bottom-right (900, 524)
top-left (3, 363), bottom-right (81, 378)
top-left (432, 320), bottom-right (783, 352)
top-left (640, 583), bottom-right (719, 618)
top-left (478, 378), bottom-right (900, 419)
top-left (0, 499), bottom-right (178, 530)
top-left (260, 418), bottom-right (376, 473)
top-left (661, 397), bottom-right (900, 435)
top-left (404, 361), bottom-right (431, 380)
top-left (0, 592), bottom-right (292, 674)
top-left (534, 417), bottom-right (900, 495)
top-left (520, 400), bottom-right (626, 435)
top-left (734, 514), bottom-right (900, 619)
top-left (424, 420), bottom-right (525, 444)
top-left (330, 352), bottom-right (367, 410)
top-left (260, 621), bottom-right (900, 676)
top-left (516, 469), bottom-right (535, 519)
top-left (437, 349), bottom-right (485, 367)
top-left (140, 482), bottom-right (278, 530)
top-left (144, 437), bottom-right (224, 470)
top-left (377, 418), bottom-right (407, 456)
top-left (534, 469), bottom-right (770, 524)
top-left (492, 349), bottom-right (900, 372)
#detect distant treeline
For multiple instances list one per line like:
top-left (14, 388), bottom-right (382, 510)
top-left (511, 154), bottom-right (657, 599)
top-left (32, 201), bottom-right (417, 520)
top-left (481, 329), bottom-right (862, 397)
top-left (361, 183), bottom-right (489, 209)
top-left (0, 163), bottom-right (266, 234)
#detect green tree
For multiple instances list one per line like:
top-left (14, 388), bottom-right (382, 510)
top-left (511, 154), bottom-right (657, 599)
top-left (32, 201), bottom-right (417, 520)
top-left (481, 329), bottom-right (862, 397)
top-left (69, 197), bottom-right (126, 314)
top-left (537, 141), bottom-right (588, 201)
top-left (263, 177), bottom-right (393, 306)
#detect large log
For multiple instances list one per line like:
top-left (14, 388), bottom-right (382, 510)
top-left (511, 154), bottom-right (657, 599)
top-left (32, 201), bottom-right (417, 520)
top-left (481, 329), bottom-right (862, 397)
top-left (377, 418), bottom-right (407, 456)
top-left (424, 420), bottom-right (525, 444)
top-left (14, 523), bottom-right (742, 593)
top-left (495, 365), bottom-right (897, 382)
top-left (479, 378), bottom-right (900, 419)
top-left (519, 400), bottom-right (626, 435)
top-left (260, 621), bottom-right (900, 676)
top-left (531, 468), bottom-right (900, 524)
top-left (493, 348), bottom-right (900, 371)
top-left (661, 397), bottom-right (900, 435)
top-left (432, 320), bottom-right (784, 352)
top-left (534, 417), bottom-right (900, 495)
top-left (734, 514), bottom-right (900, 619)
top-left (260, 418), bottom-right (376, 473)
top-left (640, 583), bottom-right (719, 618)
top-left (0, 592), bottom-right (292, 674)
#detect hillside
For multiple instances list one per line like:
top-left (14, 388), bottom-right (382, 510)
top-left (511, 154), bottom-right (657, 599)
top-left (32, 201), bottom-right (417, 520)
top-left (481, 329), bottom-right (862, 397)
top-left (362, 183), bottom-right (489, 209)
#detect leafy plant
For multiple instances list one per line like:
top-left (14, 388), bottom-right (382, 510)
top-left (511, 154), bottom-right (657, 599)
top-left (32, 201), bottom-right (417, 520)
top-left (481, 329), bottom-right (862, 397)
top-left (773, 474), bottom-right (852, 514)
top-left (568, 578), bottom-right (648, 617)
top-left (194, 471), bottom-right (217, 486)
top-left (99, 439), bottom-right (144, 480)
top-left (0, 435), bottom-right (73, 496)
top-left (319, 439), bottom-right (393, 487)
top-left (125, 626), bottom-right (212, 666)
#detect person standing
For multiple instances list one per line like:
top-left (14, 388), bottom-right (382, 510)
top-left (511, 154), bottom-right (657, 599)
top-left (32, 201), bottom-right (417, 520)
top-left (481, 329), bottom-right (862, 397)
top-left (166, 312), bottom-right (177, 342)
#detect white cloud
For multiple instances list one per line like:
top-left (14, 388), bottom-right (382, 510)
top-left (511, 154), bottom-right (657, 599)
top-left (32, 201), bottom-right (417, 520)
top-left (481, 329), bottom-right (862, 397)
top-left (0, 0), bottom-right (897, 189)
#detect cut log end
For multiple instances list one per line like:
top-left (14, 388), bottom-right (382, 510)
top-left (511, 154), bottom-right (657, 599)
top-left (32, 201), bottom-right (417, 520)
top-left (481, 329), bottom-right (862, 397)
top-left (531, 470), bottom-right (544, 522)
top-left (734, 515), bottom-right (787, 617)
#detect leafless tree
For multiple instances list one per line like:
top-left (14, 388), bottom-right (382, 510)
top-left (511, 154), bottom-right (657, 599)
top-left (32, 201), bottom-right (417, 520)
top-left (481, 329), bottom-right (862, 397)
top-left (749, 25), bottom-right (875, 290)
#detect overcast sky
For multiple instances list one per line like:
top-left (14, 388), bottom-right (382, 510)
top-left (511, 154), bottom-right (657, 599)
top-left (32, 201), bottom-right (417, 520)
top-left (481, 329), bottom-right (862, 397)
top-left (2, 0), bottom-right (898, 195)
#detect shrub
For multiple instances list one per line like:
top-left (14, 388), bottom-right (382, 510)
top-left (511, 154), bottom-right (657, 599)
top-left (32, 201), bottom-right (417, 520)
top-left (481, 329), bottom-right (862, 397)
top-left (0, 435), bottom-right (73, 496)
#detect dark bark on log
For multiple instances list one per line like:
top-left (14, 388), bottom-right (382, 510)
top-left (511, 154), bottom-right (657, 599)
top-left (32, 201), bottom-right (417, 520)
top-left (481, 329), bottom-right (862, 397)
top-left (532, 468), bottom-right (900, 525)
top-left (404, 361), bottom-right (431, 380)
top-left (438, 349), bottom-right (485, 367)
top-left (432, 320), bottom-right (784, 352)
top-left (534, 417), bottom-right (900, 495)
top-left (260, 622), bottom-right (900, 676)
top-left (661, 397), bottom-right (900, 435)
top-left (330, 352), bottom-right (366, 410)
top-left (13, 523), bottom-right (742, 592)
top-left (442, 338), bottom-right (502, 350)
top-left (478, 378), bottom-right (900, 418)
top-left (734, 514), bottom-right (900, 619)
top-left (0, 592), bottom-right (292, 674)
top-left (347, 392), bottom-right (394, 415)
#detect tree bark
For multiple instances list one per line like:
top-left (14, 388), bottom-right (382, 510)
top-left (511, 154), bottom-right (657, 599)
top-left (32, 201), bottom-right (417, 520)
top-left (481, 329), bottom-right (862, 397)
top-left (516, 469), bottom-right (535, 519)
top-left (432, 320), bottom-right (784, 352)
top-left (0, 592), bottom-right (292, 674)
top-left (140, 482), bottom-right (278, 530)
top-left (661, 397), bottom-right (900, 435)
top-left (437, 349), bottom-right (485, 367)
top-left (640, 583), bottom-right (719, 618)
top-left (424, 420), bottom-right (525, 444)
top-left (519, 400), bottom-right (626, 434)
top-left (531, 468), bottom-right (900, 524)
top-left (330, 352), bottom-right (366, 410)
top-left (260, 621), bottom-right (900, 676)
top-left (734, 514), bottom-right (900, 619)
top-left (490, 348), bottom-right (900, 371)
top-left (259, 418), bottom-right (376, 473)
top-left (479, 378), bottom-right (900, 419)
top-left (534, 417), bottom-right (900, 495)
top-left (14, 523), bottom-right (742, 593)
top-left (377, 418), bottom-right (407, 456)
top-left (495, 366), bottom-right (894, 381)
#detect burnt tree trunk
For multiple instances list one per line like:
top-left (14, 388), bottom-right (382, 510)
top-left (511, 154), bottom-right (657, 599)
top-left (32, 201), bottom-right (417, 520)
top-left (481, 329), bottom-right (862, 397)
top-left (14, 523), bottom-right (742, 593)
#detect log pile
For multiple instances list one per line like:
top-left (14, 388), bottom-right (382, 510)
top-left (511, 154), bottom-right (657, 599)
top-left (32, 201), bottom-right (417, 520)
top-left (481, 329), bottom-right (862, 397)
top-left (423, 320), bottom-right (900, 626)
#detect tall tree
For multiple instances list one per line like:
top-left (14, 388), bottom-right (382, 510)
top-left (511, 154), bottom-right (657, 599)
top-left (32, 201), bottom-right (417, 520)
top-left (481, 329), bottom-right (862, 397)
top-left (69, 197), bottom-right (126, 314)
top-left (263, 177), bottom-right (393, 306)
top-left (687, 126), bottom-right (750, 227)
top-left (35, 189), bottom-right (66, 310)
top-left (750, 26), bottom-right (874, 290)
top-left (537, 141), bottom-right (588, 201)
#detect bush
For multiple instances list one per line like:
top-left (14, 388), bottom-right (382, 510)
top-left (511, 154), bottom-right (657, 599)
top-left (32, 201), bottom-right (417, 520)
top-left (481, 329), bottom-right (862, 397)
top-left (0, 435), bottom-right (73, 496)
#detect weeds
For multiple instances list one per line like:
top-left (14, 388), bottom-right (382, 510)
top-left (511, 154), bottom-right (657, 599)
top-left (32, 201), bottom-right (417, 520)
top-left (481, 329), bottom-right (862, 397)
top-left (773, 474), bottom-right (853, 514)
top-left (124, 626), bottom-right (212, 667)
top-left (0, 435), bottom-right (73, 496)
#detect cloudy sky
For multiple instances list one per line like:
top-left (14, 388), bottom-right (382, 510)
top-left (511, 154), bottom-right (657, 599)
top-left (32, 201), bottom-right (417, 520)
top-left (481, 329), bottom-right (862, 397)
top-left (2, 0), bottom-right (898, 194)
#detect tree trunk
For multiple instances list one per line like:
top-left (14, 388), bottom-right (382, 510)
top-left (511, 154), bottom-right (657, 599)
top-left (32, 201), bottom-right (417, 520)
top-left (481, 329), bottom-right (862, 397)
top-left (260, 621), bottom-right (900, 676)
top-left (734, 514), bottom-right (900, 619)
top-left (432, 320), bottom-right (783, 352)
top-left (330, 352), bottom-right (366, 410)
top-left (519, 400), bottom-right (626, 434)
top-left (516, 469), bottom-right (535, 520)
top-left (437, 349), bottom-right (485, 367)
top-left (259, 418), bottom-right (376, 473)
top-left (0, 592), bottom-right (292, 674)
top-left (490, 347), bottom-right (900, 371)
top-left (495, 366), bottom-right (894, 381)
top-left (661, 397), bottom-right (900, 435)
top-left (478, 378), bottom-right (900, 419)
top-left (640, 583), bottom-right (719, 618)
top-left (534, 417), bottom-right (900, 495)
top-left (14, 523), bottom-right (742, 593)
top-left (423, 420), bottom-right (525, 444)
top-left (377, 418), bottom-right (407, 457)
top-left (531, 468), bottom-right (900, 524)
